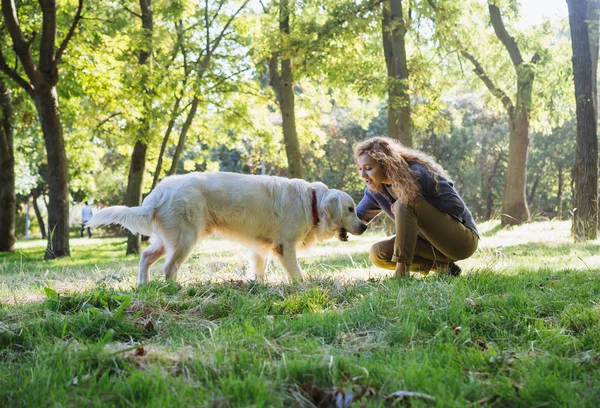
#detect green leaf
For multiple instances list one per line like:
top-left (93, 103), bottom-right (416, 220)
top-left (43, 287), bottom-right (59, 300)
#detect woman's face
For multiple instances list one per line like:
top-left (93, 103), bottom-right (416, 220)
top-left (357, 153), bottom-right (390, 191)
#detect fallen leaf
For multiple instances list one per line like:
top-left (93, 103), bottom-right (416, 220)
top-left (474, 336), bottom-right (487, 351)
top-left (143, 319), bottom-right (155, 331)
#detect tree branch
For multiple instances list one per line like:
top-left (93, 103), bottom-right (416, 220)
top-left (204, 66), bottom-right (253, 93)
top-left (209, 0), bottom-right (250, 56)
top-left (123, 5), bottom-right (142, 19)
top-left (209, 0), bottom-right (226, 29)
top-left (1, 0), bottom-right (38, 83)
top-left (258, 0), bottom-right (268, 14)
top-left (197, 0), bottom-right (250, 77)
top-left (461, 50), bottom-right (514, 114)
top-left (55, 0), bottom-right (84, 65)
top-left (488, 3), bottom-right (523, 68)
top-left (0, 49), bottom-right (34, 97)
top-left (205, 0), bottom-right (210, 62)
top-left (94, 112), bottom-right (122, 132)
top-left (305, 0), bottom-right (383, 50)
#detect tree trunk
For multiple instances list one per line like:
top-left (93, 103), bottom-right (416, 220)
top-left (485, 152), bottom-right (503, 220)
top-left (587, 0), bottom-right (599, 109)
top-left (169, 95), bottom-right (199, 176)
top-left (125, 140), bottom-right (148, 254)
top-left (268, 0), bottom-right (303, 179)
top-left (557, 164), bottom-right (564, 218)
top-left (35, 85), bottom-right (70, 258)
top-left (382, 2), bottom-right (399, 140)
top-left (279, 56), bottom-right (302, 179)
top-left (388, 0), bottom-right (412, 147)
top-left (567, 0), bottom-right (599, 240)
top-left (0, 76), bottom-right (15, 252)
top-left (501, 112), bottom-right (530, 225)
top-left (480, 171), bottom-right (494, 221)
top-left (527, 176), bottom-right (539, 205)
top-left (479, 3), bottom-right (538, 226)
top-left (125, 0), bottom-right (153, 255)
top-left (31, 190), bottom-right (48, 239)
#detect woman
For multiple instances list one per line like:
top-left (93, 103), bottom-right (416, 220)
top-left (355, 137), bottom-right (479, 277)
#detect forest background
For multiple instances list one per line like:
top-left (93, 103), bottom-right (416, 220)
top-left (0, 0), bottom-right (596, 257)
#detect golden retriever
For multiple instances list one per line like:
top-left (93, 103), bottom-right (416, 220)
top-left (87, 172), bottom-right (367, 285)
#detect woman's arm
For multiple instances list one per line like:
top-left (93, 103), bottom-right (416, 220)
top-left (356, 189), bottom-right (382, 224)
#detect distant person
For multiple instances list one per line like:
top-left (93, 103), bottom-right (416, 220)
top-left (81, 201), bottom-right (93, 238)
top-left (354, 137), bottom-right (479, 277)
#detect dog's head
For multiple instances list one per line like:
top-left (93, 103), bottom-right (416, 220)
top-left (321, 189), bottom-right (368, 242)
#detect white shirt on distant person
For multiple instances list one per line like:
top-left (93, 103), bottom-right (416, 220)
top-left (82, 204), bottom-right (93, 223)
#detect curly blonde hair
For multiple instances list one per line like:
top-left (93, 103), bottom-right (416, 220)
top-left (354, 137), bottom-right (450, 205)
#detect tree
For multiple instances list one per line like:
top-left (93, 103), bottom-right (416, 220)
top-left (268, 0), bottom-right (303, 179)
top-left (383, 0), bottom-right (412, 146)
top-left (166, 0), bottom-right (250, 178)
top-left (460, 2), bottom-right (540, 226)
top-left (0, 75), bottom-right (15, 252)
top-left (0, 0), bottom-right (84, 258)
top-left (124, 0), bottom-right (153, 255)
top-left (567, 0), bottom-right (599, 240)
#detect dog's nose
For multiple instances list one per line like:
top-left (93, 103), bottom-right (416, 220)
top-left (356, 223), bottom-right (368, 235)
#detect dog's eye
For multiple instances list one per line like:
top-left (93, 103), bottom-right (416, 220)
top-left (348, 207), bottom-right (354, 213)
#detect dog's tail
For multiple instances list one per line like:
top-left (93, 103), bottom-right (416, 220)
top-left (86, 206), bottom-right (153, 236)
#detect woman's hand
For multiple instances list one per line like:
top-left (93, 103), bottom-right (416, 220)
top-left (391, 201), bottom-right (396, 216)
top-left (394, 262), bottom-right (408, 278)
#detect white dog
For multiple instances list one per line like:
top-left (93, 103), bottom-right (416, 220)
top-left (87, 172), bottom-right (367, 285)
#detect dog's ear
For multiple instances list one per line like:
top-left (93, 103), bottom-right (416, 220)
top-left (323, 191), bottom-right (343, 223)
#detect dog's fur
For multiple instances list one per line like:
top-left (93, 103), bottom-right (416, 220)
top-left (87, 172), bottom-right (367, 285)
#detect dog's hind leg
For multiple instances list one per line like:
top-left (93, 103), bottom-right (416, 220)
top-left (249, 252), bottom-right (269, 282)
top-left (138, 235), bottom-right (165, 285)
top-left (273, 243), bottom-right (303, 281)
top-left (163, 228), bottom-right (197, 282)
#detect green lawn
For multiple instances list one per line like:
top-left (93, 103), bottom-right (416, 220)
top-left (1, 220), bottom-right (600, 407)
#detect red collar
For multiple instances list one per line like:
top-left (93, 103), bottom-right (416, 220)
top-left (312, 187), bottom-right (319, 227)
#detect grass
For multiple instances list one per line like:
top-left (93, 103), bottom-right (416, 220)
top-left (1, 220), bottom-right (600, 406)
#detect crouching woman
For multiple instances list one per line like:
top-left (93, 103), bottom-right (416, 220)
top-left (355, 137), bottom-right (479, 277)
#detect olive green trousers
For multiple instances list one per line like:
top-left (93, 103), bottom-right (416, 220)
top-left (369, 199), bottom-right (478, 272)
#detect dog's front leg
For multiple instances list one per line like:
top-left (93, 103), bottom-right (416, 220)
top-left (273, 243), bottom-right (303, 281)
top-left (249, 252), bottom-right (269, 282)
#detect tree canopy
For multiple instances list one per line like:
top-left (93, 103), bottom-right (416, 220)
top-left (0, 0), bottom-right (594, 250)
